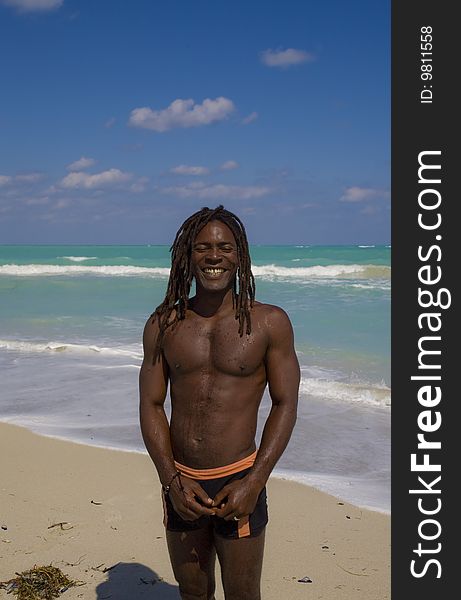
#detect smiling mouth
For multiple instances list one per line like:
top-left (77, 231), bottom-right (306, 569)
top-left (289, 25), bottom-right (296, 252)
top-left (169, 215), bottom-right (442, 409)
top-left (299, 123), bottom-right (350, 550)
top-left (202, 267), bottom-right (226, 275)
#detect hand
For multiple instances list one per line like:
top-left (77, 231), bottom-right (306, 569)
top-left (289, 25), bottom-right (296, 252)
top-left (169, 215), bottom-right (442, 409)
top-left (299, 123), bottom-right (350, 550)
top-left (167, 475), bottom-right (216, 521)
top-left (212, 477), bottom-right (262, 521)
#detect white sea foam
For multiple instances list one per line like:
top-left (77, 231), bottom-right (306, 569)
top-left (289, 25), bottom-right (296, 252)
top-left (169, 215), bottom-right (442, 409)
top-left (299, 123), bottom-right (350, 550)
top-left (60, 256), bottom-right (98, 262)
top-left (252, 264), bottom-right (390, 280)
top-left (0, 264), bottom-right (171, 277)
top-left (299, 375), bottom-right (391, 408)
top-left (271, 469), bottom-right (390, 514)
top-left (1, 337), bottom-right (390, 407)
top-left (0, 262), bottom-right (390, 281)
top-left (0, 338), bottom-right (143, 359)
top-left (350, 282), bottom-right (390, 291)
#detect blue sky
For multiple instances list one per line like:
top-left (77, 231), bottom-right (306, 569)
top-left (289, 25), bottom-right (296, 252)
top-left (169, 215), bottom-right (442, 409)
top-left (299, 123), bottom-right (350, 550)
top-left (0, 0), bottom-right (390, 245)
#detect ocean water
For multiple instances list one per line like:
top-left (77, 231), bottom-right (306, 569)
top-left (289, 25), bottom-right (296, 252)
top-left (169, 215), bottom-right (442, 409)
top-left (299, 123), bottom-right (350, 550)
top-left (0, 245), bottom-right (391, 513)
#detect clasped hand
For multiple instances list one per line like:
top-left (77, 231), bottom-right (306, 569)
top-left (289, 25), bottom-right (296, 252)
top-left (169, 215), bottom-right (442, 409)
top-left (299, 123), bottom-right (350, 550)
top-left (168, 475), bottom-right (261, 522)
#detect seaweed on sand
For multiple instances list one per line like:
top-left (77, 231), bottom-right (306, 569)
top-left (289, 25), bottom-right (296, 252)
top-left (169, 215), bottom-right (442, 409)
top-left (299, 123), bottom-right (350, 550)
top-left (0, 564), bottom-right (80, 599)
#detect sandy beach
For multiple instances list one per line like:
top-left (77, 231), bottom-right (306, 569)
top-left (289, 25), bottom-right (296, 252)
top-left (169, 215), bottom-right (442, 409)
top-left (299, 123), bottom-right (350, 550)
top-left (0, 422), bottom-right (390, 599)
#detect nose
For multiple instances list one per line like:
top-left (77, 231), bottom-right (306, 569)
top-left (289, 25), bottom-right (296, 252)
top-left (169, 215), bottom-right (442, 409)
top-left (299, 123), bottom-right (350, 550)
top-left (204, 245), bottom-right (222, 263)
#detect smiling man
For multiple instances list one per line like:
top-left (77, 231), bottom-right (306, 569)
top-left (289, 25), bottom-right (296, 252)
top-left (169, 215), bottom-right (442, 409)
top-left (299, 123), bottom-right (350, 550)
top-left (139, 205), bottom-right (300, 600)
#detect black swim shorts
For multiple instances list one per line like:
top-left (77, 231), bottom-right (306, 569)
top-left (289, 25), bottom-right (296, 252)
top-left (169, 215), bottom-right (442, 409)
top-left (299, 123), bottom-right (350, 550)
top-left (162, 452), bottom-right (268, 539)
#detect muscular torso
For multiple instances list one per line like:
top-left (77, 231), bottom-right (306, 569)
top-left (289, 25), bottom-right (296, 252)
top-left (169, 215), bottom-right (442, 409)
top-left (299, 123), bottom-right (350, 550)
top-left (162, 302), bottom-right (269, 468)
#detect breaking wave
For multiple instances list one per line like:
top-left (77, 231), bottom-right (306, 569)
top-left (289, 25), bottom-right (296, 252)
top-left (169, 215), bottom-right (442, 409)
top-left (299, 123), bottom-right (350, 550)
top-left (0, 263), bottom-right (390, 281)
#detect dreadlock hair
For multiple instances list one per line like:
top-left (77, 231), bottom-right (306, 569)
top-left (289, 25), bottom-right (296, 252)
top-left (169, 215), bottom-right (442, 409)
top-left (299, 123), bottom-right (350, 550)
top-left (152, 205), bottom-right (255, 356)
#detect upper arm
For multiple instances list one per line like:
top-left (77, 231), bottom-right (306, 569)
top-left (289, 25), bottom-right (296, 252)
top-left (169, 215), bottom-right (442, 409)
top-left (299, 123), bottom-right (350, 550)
top-left (264, 306), bottom-right (300, 408)
top-left (139, 314), bottom-right (169, 408)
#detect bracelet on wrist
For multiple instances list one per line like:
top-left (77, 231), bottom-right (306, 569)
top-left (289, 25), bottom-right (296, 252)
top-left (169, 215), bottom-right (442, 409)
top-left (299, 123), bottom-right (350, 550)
top-left (162, 471), bottom-right (181, 494)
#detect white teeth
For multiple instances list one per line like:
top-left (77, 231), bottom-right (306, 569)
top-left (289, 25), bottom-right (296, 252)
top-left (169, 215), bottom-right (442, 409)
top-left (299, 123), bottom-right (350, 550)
top-left (203, 268), bottom-right (225, 274)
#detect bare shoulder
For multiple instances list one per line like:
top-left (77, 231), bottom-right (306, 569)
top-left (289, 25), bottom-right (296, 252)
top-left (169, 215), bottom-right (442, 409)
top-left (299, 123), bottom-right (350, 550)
top-left (144, 312), bottom-right (158, 330)
top-left (142, 313), bottom-right (160, 353)
top-left (251, 301), bottom-right (294, 339)
top-left (252, 300), bottom-right (293, 322)
top-left (143, 306), bottom-right (177, 334)
top-left (142, 307), bottom-right (179, 350)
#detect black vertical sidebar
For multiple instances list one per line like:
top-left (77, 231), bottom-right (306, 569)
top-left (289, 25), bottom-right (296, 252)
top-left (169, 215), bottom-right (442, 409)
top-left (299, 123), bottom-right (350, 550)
top-left (392, 2), bottom-right (456, 598)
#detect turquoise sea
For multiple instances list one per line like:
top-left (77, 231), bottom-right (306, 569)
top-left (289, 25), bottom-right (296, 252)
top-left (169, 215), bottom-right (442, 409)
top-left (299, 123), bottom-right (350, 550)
top-left (0, 245), bottom-right (391, 513)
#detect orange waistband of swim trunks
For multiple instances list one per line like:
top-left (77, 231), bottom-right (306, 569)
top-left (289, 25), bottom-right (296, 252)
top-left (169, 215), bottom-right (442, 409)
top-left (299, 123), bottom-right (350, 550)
top-left (174, 450), bottom-right (257, 480)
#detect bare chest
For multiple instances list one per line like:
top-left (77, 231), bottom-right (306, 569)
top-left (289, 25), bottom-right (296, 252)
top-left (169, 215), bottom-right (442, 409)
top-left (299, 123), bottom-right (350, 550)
top-left (163, 316), bottom-right (268, 377)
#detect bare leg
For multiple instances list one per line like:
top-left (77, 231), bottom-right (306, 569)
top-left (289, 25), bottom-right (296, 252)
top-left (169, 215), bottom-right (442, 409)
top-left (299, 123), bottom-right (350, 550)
top-left (214, 528), bottom-right (265, 600)
top-left (166, 526), bottom-right (217, 600)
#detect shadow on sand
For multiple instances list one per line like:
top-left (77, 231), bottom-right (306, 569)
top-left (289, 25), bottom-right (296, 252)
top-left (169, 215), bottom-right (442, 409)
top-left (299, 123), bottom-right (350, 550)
top-left (95, 562), bottom-right (179, 599)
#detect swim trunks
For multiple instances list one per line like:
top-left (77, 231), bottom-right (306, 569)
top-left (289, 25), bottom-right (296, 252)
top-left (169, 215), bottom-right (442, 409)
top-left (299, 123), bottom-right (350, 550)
top-left (162, 450), bottom-right (268, 539)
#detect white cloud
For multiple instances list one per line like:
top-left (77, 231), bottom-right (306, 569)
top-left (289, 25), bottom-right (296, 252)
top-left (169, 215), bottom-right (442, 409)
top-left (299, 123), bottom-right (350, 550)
top-left (15, 172), bottom-right (44, 183)
top-left (1, 0), bottom-right (63, 12)
top-left (0, 172), bottom-right (43, 186)
top-left (170, 165), bottom-right (210, 176)
top-left (339, 187), bottom-right (388, 203)
top-left (260, 48), bottom-right (315, 68)
top-left (161, 182), bottom-right (271, 201)
top-left (242, 112), bottom-right (258, 125)
top-left (219, 160), bottom-right (239, 171)
top-left (128, 97), bottom-right (235, 132)
top-left (130, 177), bottom-right (149, 193)
top-left (66, 157), bottom-right (96, 171)
top-left (60, 168), bottom-right (132, 190)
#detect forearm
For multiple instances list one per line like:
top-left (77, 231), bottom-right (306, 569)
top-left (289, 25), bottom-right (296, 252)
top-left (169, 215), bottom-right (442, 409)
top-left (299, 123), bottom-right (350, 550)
top-left (140, 403), bottom-right (216, 519)
top-left (139, 404), bottom-right (177, 487)
top-left (246, 403), bottom-right (297, 489)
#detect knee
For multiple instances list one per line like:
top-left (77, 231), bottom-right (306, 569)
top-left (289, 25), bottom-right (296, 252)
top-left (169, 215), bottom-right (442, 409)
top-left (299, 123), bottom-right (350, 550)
top-left (223, 582), bottom-right (260, 600)
top-left (177, 580), bottom-right (216, 600)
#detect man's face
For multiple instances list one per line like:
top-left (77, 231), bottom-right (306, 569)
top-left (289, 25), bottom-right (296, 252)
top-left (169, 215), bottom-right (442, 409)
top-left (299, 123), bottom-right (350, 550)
top-left (191, 220), bottom-right (238, 292)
